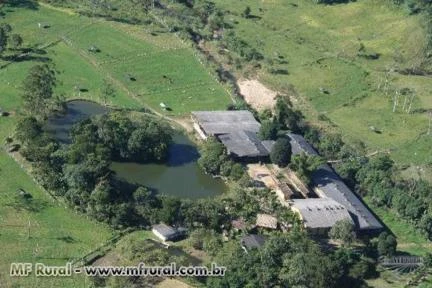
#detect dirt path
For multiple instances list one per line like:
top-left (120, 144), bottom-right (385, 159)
top-left (238, 79), bottom-right (277, 111)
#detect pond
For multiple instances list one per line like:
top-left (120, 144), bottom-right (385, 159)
top-left (46, 100), bottom-right (227, 199)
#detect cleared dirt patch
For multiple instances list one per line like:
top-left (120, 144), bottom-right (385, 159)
top-left (238, 79), bottom-right (277, 111)
top-left (247, 164), bottom-right (278, 189)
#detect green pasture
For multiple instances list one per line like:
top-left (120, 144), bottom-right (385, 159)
top-left (365, 198), bottom-right (431, 256)
top-left (211, 0), bottom-right (432, 165)
top-left (1, 3), bottom-right (232, 116)
top-left (0, 151), bottom-right (113, 287)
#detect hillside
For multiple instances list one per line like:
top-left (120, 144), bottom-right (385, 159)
top-left (204, 0), bottom-right (432, 168)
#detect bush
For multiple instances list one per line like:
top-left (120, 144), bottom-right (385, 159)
top-left (198, 137), bottom-right (228, 175)
top-left (259, 119), bottom-right (278, 140)
top-left (270, 137), bottom-right (292, 167)
top-left (377, 232), bottom-right (397, 257)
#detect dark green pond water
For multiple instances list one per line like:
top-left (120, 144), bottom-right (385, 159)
top-left (46, 100), bottom-right (226, 198)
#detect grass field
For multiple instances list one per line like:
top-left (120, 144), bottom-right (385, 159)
top-left (364, 198), bottom-right (432, 256)
top-left (0, 2), bottom-right (232, 116)
top-left (0, 151), bottom-right (113, 287)
top-left (209, 0), bottom-right (432, 167)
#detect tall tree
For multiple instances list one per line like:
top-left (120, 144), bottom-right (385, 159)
top-left (21, 64), bottom-right (58, 119)
top-left (270, 137), bottom-right (292, 167)
top-left (259, 119), bottom-right (278, 140)
top-left (0, 26), bottom-right (7, 55)
top-left (198, 137), bottom-right (227, 175)
top-left (329, 219), bottom-right (356, 247)
top-left (274, 96), bottom-right (303, 132)
top-left (15, 117), bottom-right (43, 145)
top-left (377, 232), bottom-right (397, 257)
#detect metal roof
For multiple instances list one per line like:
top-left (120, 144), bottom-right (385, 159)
top-left (287, 132), bottom-right (319, 156)
top-left (313, 165), bottom-right (383, 230)
top-left (152, 224), bottom-right (177, 238)
top-left (287, 133), bottom-right (383, 231)
top-left (192, 111), bottom-right (261, 135)
top-left (292, 198), bottom-right (353, 229)
top-left (218, 130), bottom-right (271, 157)
top-left (192, 110), bottom-right (273, 157)
top-left (240, 234), bottom-right (266, 249)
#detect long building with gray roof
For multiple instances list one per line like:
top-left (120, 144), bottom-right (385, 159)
top-left (192, 111), bottom-right (274, 158)
top-left (287, 133), bottom-right (383, 231)
top-left (292, 198), bottom-right (353, 234)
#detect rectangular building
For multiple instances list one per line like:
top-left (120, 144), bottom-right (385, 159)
top-left (192, 110), bottom-right (274, 158)
top-left (287, 133), bottom-right (383, 232)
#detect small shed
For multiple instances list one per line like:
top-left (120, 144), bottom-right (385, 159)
top-left (240, 234), bottom-right (266, 252)
top-left (256, 213), bottom-right (277, 230)
top-left (152, 224), bottom-right (186, 242)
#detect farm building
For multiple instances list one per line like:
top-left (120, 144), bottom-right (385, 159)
top-left (191, 110), bottom-right (274, 158)
top-left (287, 133), bottom-right (383, 232)
top-left (256, 213), bottom-right (278, 229)
top-left (152, 224), bottom-right (187, 242)
top-left (240, 234), bottom-right (266, 251)
top-left (291, 198), bottom-right (353, 235)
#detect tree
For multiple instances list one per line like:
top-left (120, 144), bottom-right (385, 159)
top-left (377, 232), bottom-right (397, 257)
top-left (280, 251), bottom-right (339, 288)
top-left (189, 228), bottom-right (222, 256)
top-left (158, 197), bottom-right (181, 225)
top-left (319, 133), bottom-right (344, 159)
top-left (258, 119), bottom-right (278, 140)
top-left (270, 137), bottom-right (292, 167)
top-left (198, 137), bottom-right (227, 175)
top-left (289, 152), bottom-right (325, 185)
top-left (242, 6), bottom-right (251, 18)
top-left (329, 219), bottom-right (356, 246)
top-left (0, 23), bottom-right (12, 33)
top-left (15, 117), bottom-right (43, 145)
top-left (21, 64), bottom-right (58, 119)
top-left (101, 79), bottom-right (115, 104)
top-left (274, 96), bottom-right (303, 132)
top-left (0, 26), bottom-right (7, 55)
top-left (419, 213), bottom-right (432, 240)
top-left (230, 163), bottom-right (244, 180)
top-left (9, 34), bottom-right (23, 50)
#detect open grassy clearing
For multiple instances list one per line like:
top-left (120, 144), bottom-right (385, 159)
top-left (210, 0), bottom-right (432, 166)
top-left (1, 3), bottom-right (232, 116)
